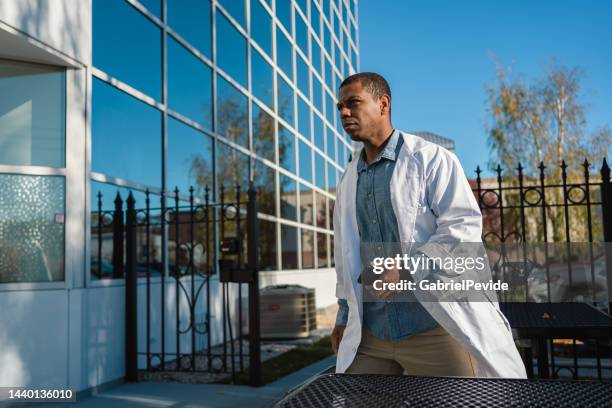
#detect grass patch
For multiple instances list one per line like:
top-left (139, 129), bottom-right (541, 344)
top-left (216, 336), bottom-right (333, 386)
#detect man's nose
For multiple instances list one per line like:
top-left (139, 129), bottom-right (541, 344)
top-left (339, 106), bottom-right (351, 118)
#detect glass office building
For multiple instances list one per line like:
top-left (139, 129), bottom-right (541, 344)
top-left (0, 0), bottom-right (358, 391)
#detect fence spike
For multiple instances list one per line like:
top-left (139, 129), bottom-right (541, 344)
top-left (127, 191), bottom-right (135, 206)
top-left (601, 157), bottom-right (611, 183)
top-left (516, 162), bottom-right (524, 176)
top-left (561, 159), bottom-right (568, 180)
top-left (114, 191), bottom-right (123, 207)
top-left (495, 164), bottom-right (503, 182)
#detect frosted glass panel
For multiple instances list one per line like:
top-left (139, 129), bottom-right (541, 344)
top-left (0, 175), bottom-right (65, 283)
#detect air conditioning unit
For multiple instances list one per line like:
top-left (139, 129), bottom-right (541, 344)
top-left (241, 285), bottom-right (317, 339)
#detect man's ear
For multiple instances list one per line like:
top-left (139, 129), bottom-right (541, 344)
top-left (379, 94), bottom-right (391, 115)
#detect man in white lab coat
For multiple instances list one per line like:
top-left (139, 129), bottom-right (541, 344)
top-left (331, 72), bottom-right (526, 378)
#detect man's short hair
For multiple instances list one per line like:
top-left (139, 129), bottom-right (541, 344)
top-left (339, 72), bottom-right (392, 100)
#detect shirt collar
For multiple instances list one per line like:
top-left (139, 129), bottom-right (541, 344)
top-left (357, 129), bottom-right (399, 172)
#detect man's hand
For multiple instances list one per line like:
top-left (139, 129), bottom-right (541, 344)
top-left (331, 324), bottom-right (346, 354)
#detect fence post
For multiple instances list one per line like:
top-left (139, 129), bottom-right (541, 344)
top-left (125, 192), bottom-right (138, 382)
top-left (247, 181), bottom-right (261, 387)
top-left (112, 193), bottom-right (124, 279)
top-left (600, 159), bottom-right (612, 313)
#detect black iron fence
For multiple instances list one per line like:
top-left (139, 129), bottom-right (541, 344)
top-left (472, 157), bottom-right (612, 380)
top-left (92, 183), bottom-right (262, 386)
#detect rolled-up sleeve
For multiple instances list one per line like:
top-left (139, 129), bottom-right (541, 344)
top-left (335, 298), bottom-right (349, 326)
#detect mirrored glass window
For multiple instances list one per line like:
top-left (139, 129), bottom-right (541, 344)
top-left (324, 56), bottom-right (334, 92)
top-left (253, 159), bottom-right (276, 216)
top-left (325, 90), bottom-right (335, 126)
top-left (92, 79), bottom-right (162, 188)
top-left (326, 126), bottom-right (336, 161)
top-left (93, 0), bottom-right (161, 100)
top-left (299, 184), bottom-right (314, 225)
top-left (317, 232), bottom-right (328, 267)
top-left (252, 103), bottom-right (275, 162)
top-left (295, 13), bottom-right (309, 57)
top-left (280, 174), bottom-right (297, 221)
top-left (276, 0), bottom-right (292, 33)
top-left (315, 191), bottom-right (327, 229)
top-left (216, 141), bottom-right (249, 202)
top-left (251, 0), bottom-right (272, 56)
top-left (167, 0), bottom-right (211, 57)
top-left (216, 11), bottom-right (247, 87)
top-left (312, 40), bottom-right (322, 75)
top-left (276, 27), bottom-right (293, 80)
top-left (139, 0), bottom-right (161, 18)
top-left (298, 139), bottom-right (312, 183)
top-left (278, 124), bottom-right (296, 173)
top-left (296, 55), bottom-right (310, 99)
top-left (167, 117), bottom-right (213, 194)
top-left (251, 48), bottom-right (274, 109)
top-left (314, 151), bottom-right (325, 190)
top-left (281, 224), bottom-right (298, 269)
top-left (218, 0), bottom-right (245, 27)
top-left (301, 228), bottom-right (315, 268)
top-left (277, 75), bottom-right (295, 128)
top-left (295, 0), bottom-right (308, 16)
top-left (259, 219), bottom-right (277, 271)
top-left (311, 1), bottom-right (321, 38)
top-left (312, 76), bottom-right (323, 114)
top-left (167, 37), bottom-right (213, 129)
top-left (0, 60), bottom-right (65, 167)
top-left (297, 96), bottom-right (310, 139)
top-left (313, 113), bottom-right (324, 151)
top-left (217, 76), bottom-right (248, 148)
top-left (327, 160), bottom-right (337, 191)
top-left (0, 175), bottom-right (64, 283)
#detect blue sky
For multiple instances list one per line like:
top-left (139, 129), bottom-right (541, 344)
top-left (358, 0), bottom-right (612, 177)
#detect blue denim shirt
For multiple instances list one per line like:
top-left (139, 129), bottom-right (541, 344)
top-left (335, 130), bottom-right (439, 340)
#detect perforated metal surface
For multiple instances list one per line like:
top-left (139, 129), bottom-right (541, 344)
top-left (275, 374), bottom-right (612, 407)
top-left (500, 302), bottom-right (612, 338)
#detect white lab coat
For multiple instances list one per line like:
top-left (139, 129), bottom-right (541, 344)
top-left (334, 131), bottom-right (527, 378)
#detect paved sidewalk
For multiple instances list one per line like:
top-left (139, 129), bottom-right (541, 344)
top-left (48, 355), bottom-right (335, 408)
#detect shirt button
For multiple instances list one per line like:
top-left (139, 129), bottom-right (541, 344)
top-left (372, 219), bottom-right (377, 224)
top-left (367, 193), bottom-right (372, 198)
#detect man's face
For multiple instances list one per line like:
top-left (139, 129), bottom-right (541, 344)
top-left (337, 81), bottom-right (385, 142)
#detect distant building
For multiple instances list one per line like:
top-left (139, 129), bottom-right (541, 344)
top-left (409, 131), bottom-right (456, 152)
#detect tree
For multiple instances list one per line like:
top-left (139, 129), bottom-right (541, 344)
top-left (484, 60), bottom-right (611, 243)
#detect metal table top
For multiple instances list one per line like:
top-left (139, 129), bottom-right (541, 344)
top-left (275, 373), bottom-right (612, 407)
top-left (500, 302), bottom-right (612, 338)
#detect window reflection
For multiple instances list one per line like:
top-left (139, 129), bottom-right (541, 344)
top-left (326, 125), bottom-right (336, 160)
top-left (167, 37), bottom-right (213, 129)
top-left (317, 232), bottom-right (328, 267)
top-left (252, 103), bottom-right (275, 162)
top-left (315, 191), bottom-right (327, 229)
top-left (218, 0), bottom-right (245, 27)
top-left (312, 40), bottom-right (322, 75)
top-left (167, 117), bottom-right (213, 194)
top-left (276, 27), bottom-right (293, 80)
top-left (299, 184), bottom-right (314, 225)
top-left (325, 91), bottom-right (335, 127)
top-left (92, 79), bottom-right (162, 188)
top-left (278, 124), bottom-right (296, 173)
top-left (216, 11), bottom-right (247, 87)
top-left (313, 113), bottom-right (324, 151)
top-left (252, 159), bottom-right (276, 216)
top-left (311, 1), bottom-right (321, 38)
top-left (280, 174), bottom-right (297, 220)
top-left (216, 141), bottom-right (249, 203)
top-left (0, 175), bottom-right (65, 283)
top-left (298, 140), bottom-right (312, 183)
top-left (258, 219), bottom-right (277, 271)
top-left (295, 13), bottom-right (309, 57)
top-left (327, 161), bottom-right (337, 192)
top-left (0, 60), bottom-right (65, 168)
top-left (251, 48), bottom-right (274, 109)
top-left (139, 0), bottom-right (161, 18)
top-left (217, 76), bottom-right (248, 148)
top-left (277, 75), bottom-right (295, 128)
top-left (281, 224), bottom-right (299, 269)
top-left (312, 77), bottom-right (323, 114)
top-left (297, 55), bottom-right (310, 98)
top-left (276, 0), bottom-right (292, 33)
top-left (251, 0), bottom-right (272, 56)
top-left (301, 228), bottom-right (315, 268)
top-left (93, 0), bottom-right (161, 100)
top-left (297, 96), bottom-right (310, 139)
top-left (315, 152), bottom-right (325, 190)
top-left (167, 0), bottom-right (211, 57)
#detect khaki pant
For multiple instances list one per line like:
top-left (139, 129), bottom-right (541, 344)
top-left (346, 326), bottom-right (477, 377)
